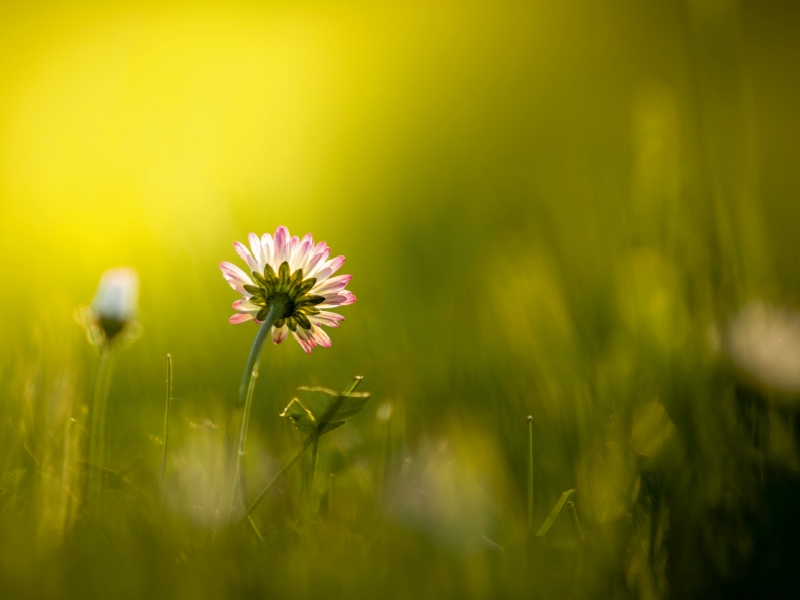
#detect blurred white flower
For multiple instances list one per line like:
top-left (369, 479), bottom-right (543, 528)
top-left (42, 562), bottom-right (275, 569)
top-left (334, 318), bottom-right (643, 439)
top-left (76, 267), bottom-right (140, 348)
top-left (220, 226), bottom-right (356, 353)
top-left (723, 301), bottom-right (800, 398)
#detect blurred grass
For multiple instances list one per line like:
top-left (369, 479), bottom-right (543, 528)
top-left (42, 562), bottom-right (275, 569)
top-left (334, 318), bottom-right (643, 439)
top-left (2, 0), bottom-right (800, 598)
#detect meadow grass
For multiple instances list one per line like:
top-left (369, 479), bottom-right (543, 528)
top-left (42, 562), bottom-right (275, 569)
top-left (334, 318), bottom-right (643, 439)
top-left (2, 1), bottom-right (800, 598)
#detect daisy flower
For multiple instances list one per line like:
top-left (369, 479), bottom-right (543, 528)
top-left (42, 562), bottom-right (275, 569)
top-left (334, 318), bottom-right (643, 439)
top-left (220, 226), bottom-right (356, 353)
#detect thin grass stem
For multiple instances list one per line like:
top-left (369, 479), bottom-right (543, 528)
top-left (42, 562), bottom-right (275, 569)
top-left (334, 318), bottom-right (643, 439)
top-left (527, 415), bottom-right (534, 534)
top-left (567, 500), bottom-right (584, 541)
top-left (159, 354), bottom-right (172, 500)
top-left (244, 435), bottom-right (314, 520)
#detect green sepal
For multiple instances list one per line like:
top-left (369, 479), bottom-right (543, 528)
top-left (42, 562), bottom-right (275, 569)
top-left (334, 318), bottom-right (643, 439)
top-left (286, 317), bottom-right (297, 332)
top-left (243, 284), bottom-right (262, 296)
top-left (249, 296), bottom-right (267, 307)
top-left (296, 294), bottom-right (325, 308)
top-left (294, 312), bottom-right (311, 330)
top-left (295, 277), bottom-right (316, 295)
top-left (288, 268), bottom-right (304, 292)
top-left (263, 264), bottom-right (278, 284)
top-left (278, 262), bottom-right (290, 286)
top-left (274, 318), bottom-right (285, 329)
top-left (251, 270), bottom-right (268, 287)
top-left (256, 307), bottom-right (269, 322)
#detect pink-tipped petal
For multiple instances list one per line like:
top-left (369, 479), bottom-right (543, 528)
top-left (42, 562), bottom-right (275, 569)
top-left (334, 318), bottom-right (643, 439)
top-left (229, 313), bottom-right (254, 324)
top-left (260, 233), bottom-right (274, 268)
top-left (310, 311), bottom-right (345, 328)
top-left (232, 298), bottom-right (260, 313)
top-left (220, 262), bottom-right (254, 294)
top-left (287, 235), bottom-right (300, 268)
top-left (311, 325), bottom-right (332, 348)
top-left (319, 290), bottom-right (356, 308)
top-left (248, 233), bottom-right (264, 271)
top-left (313, 255), bottom-right (346, 284)
top-left (293, 233), bottom-right (315, 272)
top-left (305, 243), bottom-right (330, 277)
top-left (312, 274), bottom-right (352, 295)
top-left (292, 332), bottom-right (312, 353)
top-left (273, 226), bottom-right (289, 265)
top-left (223, 276), bottom-right (247, 295)
top-left (234, 241), bottom-right (258, 272)
top-left (271, 324), bottom-right (289, 344)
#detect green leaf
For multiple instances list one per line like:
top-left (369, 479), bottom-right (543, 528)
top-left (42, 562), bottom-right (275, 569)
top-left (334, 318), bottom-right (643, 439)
top-left (279, 398), bottom-right (316, 434)
top-left (280, 385), bottom-right (370, 436)
top-left (536, 488), bottom-right (575, 538)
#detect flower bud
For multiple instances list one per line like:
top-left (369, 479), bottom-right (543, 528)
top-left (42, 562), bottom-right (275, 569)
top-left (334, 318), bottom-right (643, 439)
top-left (91, 267), bottom-right (139, 341)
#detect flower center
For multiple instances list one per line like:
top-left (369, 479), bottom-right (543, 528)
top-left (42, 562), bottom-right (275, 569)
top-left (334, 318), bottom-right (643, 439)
top-left (243, 261), bottom-right (325, 331)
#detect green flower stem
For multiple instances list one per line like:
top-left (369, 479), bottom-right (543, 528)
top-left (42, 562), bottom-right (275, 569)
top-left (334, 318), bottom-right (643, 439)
top-left (228, 302), bottom-right (282, 520)
top-left (159, 354), bottom-right (172, 501)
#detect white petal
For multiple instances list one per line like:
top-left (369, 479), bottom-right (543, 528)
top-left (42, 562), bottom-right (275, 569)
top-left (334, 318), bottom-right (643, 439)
top-left (310, 325), bottom-right (332, 348)
top-left (310, 311), bottom-right (345, 328)
top-left (271, 324), bottom-right (289, 344)
top-left (248, 233), bottom-right (265, 271)
top-left (305, 243), bottom-right (330, 278)
top-left (312, 255), bottom-right (346, 284)
top-left (232, 299), bottom-right (260, 313)
top-left (312, 274), bottom-right (352, 295)
top-left (234, 242), bottom-right (258, 272)
top-left (229, 313), bottom-right (254, 324)
top-left (261, 233), bottom-right (275, 269)
top-left (319, 290), bottom-right (356, 309)
top-left (293, 233), bottom-right (315, 273)
top-left (292, 328), bottom-right (315, 354)
top-left (287, 235), bottom-right (300, 271)
top-left (220, 262), bottom-right (254, 294)
top-left (273, 226), bottom-right (289, 266)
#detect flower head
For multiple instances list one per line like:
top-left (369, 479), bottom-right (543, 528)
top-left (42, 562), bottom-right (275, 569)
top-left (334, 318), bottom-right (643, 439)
top-left (220, 226), bottom-right (356, 353)
top-left (76, 267), bottom-right (141, 349)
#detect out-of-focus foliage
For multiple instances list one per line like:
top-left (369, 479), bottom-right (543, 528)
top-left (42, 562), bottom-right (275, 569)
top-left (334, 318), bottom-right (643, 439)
top-left (2, 0), bottom-right (800, 598)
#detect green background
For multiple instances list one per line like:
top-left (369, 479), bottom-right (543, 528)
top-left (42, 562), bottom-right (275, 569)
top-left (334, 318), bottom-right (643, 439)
top-left (1, 0), bottom-right (799, 597)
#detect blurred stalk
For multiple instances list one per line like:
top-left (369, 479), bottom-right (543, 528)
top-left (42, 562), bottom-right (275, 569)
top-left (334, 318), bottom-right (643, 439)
top-left (87, 347), bottom-right (113, 499)
top-left (159, 354), bottom-right (172, 501)
top-left (327, 473), bottom-right (335, 520)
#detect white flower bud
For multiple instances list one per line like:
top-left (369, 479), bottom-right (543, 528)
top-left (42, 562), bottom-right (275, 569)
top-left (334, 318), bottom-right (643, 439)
top-left (91, 267), bottom-right (139, 340)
